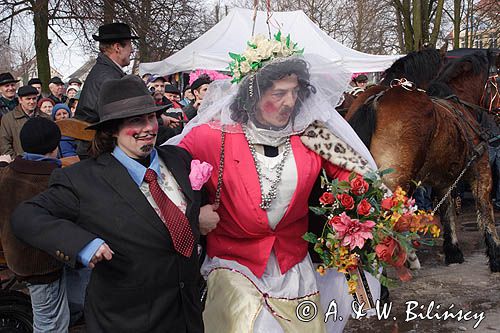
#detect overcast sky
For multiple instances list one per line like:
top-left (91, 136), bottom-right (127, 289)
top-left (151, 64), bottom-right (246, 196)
top-left (10, 16), bottom-right (93, 79)
top-left (9, 1), bottom-right (226, 79)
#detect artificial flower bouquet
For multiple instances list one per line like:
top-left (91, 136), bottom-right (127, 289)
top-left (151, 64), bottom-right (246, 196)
top-left (304, 169), bottom-right (440, 300)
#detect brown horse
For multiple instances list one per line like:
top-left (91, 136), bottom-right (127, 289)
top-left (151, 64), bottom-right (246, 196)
top-left (346, 49), bottom-right (500, 272)
top-left (335, 92), bottom-right (356, 117)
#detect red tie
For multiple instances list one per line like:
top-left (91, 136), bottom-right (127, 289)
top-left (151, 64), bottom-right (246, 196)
top-left (143, 169), bottom-right (194, 257)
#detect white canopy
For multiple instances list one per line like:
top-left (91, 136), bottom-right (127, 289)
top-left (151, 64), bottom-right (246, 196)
top-left (139, 8), bottom-right (401, 76)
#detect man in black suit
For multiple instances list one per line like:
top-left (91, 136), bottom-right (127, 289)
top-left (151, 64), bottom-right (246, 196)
top-left (11, 75), bottom-right (204, 332)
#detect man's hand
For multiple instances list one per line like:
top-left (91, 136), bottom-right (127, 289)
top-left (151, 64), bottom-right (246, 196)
top-left (88, 243), bottom-right (114, 268)
top-left (160, 114), bottom-right (181, 128)
top-left (199, 204), bottom-right (220, 235)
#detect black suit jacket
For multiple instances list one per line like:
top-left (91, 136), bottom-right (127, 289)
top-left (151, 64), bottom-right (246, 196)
top-left (74, 53), bottom-right (125, 124)
top-left (11, 145), bottom-right (204, 333)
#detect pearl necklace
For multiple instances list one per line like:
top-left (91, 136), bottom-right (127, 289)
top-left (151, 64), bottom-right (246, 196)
top-left (243, 126), bottom-right (292, 210)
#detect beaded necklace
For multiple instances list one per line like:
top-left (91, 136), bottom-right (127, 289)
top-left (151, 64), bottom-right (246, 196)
top-left (243, 126), bottom-right (292, 210)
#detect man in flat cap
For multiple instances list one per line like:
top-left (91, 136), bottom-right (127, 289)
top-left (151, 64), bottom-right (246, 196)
top-left (12, 75), bottom-right (205, 332)
top-left (74, 22), bottom-right (139, 158)
top-left (48, 77), bottom-right (68, 104)
top-left (0, 72), bottom-right (20, 118)
top-left (0, 85), bottom-right (48, 158)
top-left (68, 78), bottom-right (83, 89)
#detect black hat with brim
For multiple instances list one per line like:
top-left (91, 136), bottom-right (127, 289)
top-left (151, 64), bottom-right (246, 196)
top-left (92, 22), bottom-right (139, 41)
top-left (0, 72), bottom-right (20, 86)
top-left (86, 75), bottom-right (166, 130)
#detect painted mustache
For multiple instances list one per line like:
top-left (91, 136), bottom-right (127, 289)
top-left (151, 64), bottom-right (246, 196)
top-left (133, 133), bottom-right (157, 140)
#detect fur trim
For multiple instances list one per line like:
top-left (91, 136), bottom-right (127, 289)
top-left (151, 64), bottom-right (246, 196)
top-left (300, 121), bottom-right (372, 175)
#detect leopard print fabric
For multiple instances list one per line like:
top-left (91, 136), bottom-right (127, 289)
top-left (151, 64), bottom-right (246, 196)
top-left (300, 120), bottom-right (372, 176)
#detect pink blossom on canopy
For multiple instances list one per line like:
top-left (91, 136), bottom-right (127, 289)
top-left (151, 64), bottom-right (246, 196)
top-left (189, 69), bottom-right (231, 85)
top-left (331, 212), bottom-right (375, 250)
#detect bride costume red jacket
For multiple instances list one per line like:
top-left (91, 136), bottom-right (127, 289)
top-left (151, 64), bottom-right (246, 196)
top-left (179, 123), bottom-right (350, 278)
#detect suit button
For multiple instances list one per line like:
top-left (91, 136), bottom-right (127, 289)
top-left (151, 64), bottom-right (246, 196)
top-left (179, 282), bottom-right (185, 289)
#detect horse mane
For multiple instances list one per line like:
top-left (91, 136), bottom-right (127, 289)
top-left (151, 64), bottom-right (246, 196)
top-left (427, 51), bottom-right (489, 98)
top-left (380, 48), bottom-right (443, 88)
top-left (347, 102), bottom-right (377, 148)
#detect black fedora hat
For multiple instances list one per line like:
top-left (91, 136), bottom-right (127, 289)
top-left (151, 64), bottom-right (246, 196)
top-left (0, 72), bottom-right (20, 86)
top-left (92, 22), bottom-right (139, 41)
top-left (87, 75), bottom-right (166, 130)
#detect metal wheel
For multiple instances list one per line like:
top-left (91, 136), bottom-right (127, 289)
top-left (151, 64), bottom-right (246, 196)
top-left (0, 290), bottom-right (32, 332)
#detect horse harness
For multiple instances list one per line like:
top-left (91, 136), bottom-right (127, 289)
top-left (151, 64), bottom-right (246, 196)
top-left (361, 79), bottom-right (497, 214)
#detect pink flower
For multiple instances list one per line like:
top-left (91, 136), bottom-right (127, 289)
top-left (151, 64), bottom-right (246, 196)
top-left (189, 69), bottom-right (231, 85)
top-left (189, 160), bottom-right (213, 190)
top-left (330, 212), bottom-right (375, 250)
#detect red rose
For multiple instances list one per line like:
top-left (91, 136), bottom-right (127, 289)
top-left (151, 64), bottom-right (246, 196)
top-left (375, 236), bottom-right (406, 267)
top-left (328, 215), bottom-right (342, 226)
top-left (356, 199), bottom-right (372, 216)
top-left (375, 236), bottom-right (397, 263)
top-left (350, 176), bottom-right (369, 196)
top-left (319, 192), bottom-right (334, 205)
top-left (381, 198), bottom-right (394, 211)
top-left (337, 194), bottom-right (355, 210)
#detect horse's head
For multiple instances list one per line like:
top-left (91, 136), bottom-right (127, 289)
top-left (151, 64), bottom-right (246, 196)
top-left (481, 49), bottom-right (500, 113)
top-left (428, 50), bottom-right (491, 106)
top-left (380, 48), bottom-right (446, 90)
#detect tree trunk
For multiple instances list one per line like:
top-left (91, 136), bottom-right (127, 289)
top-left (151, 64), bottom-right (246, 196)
top-left (430, 0), bottom-right (445, 46)
top-left (402, 0), bottom-right (414, 52)
top-left (412, 0), bottom-right (422, 50)
top-left (103, 0), bottom-right (115, 23)
top-left (394, 5), bottom-right (405, 52)
top-left (137, 0), bottom-right (152, 63)
top-left (32, 0), bottom-right (50, 94)
top-left (453, 0), bottom-right (461, 49)
top-left (421, 0), bottom-right (429, 42)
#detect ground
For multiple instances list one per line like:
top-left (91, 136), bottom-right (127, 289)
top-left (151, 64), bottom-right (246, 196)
top-left (50, 200), bottom-right (500, 332)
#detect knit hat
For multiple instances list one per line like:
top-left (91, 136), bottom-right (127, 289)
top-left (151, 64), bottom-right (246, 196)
top-left (51, 103), bottom-right (71, 120)
top-left (37, 97), bottom-right (55, 109)
top-left (20, 117), bottom-right (61, 155)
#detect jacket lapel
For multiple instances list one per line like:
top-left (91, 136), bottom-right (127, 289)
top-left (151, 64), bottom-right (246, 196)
top-left (231, 133), bottom-right (272, 227)
top-left (156, 147), bottom-right (195, 216)
top-left (97, 154), bottom-right (171, 240)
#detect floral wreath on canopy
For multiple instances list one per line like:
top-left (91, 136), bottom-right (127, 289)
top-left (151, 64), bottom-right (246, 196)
top-left (228, 31), bottom-right (304, 83)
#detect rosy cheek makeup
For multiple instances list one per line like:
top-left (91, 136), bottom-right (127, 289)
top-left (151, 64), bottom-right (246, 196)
top-left (262, 101), bottom-right (278, 114)
top-left (151, 122), bottom-right (159, 133)
top-left (125, 128), bottom-right (141, 137)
